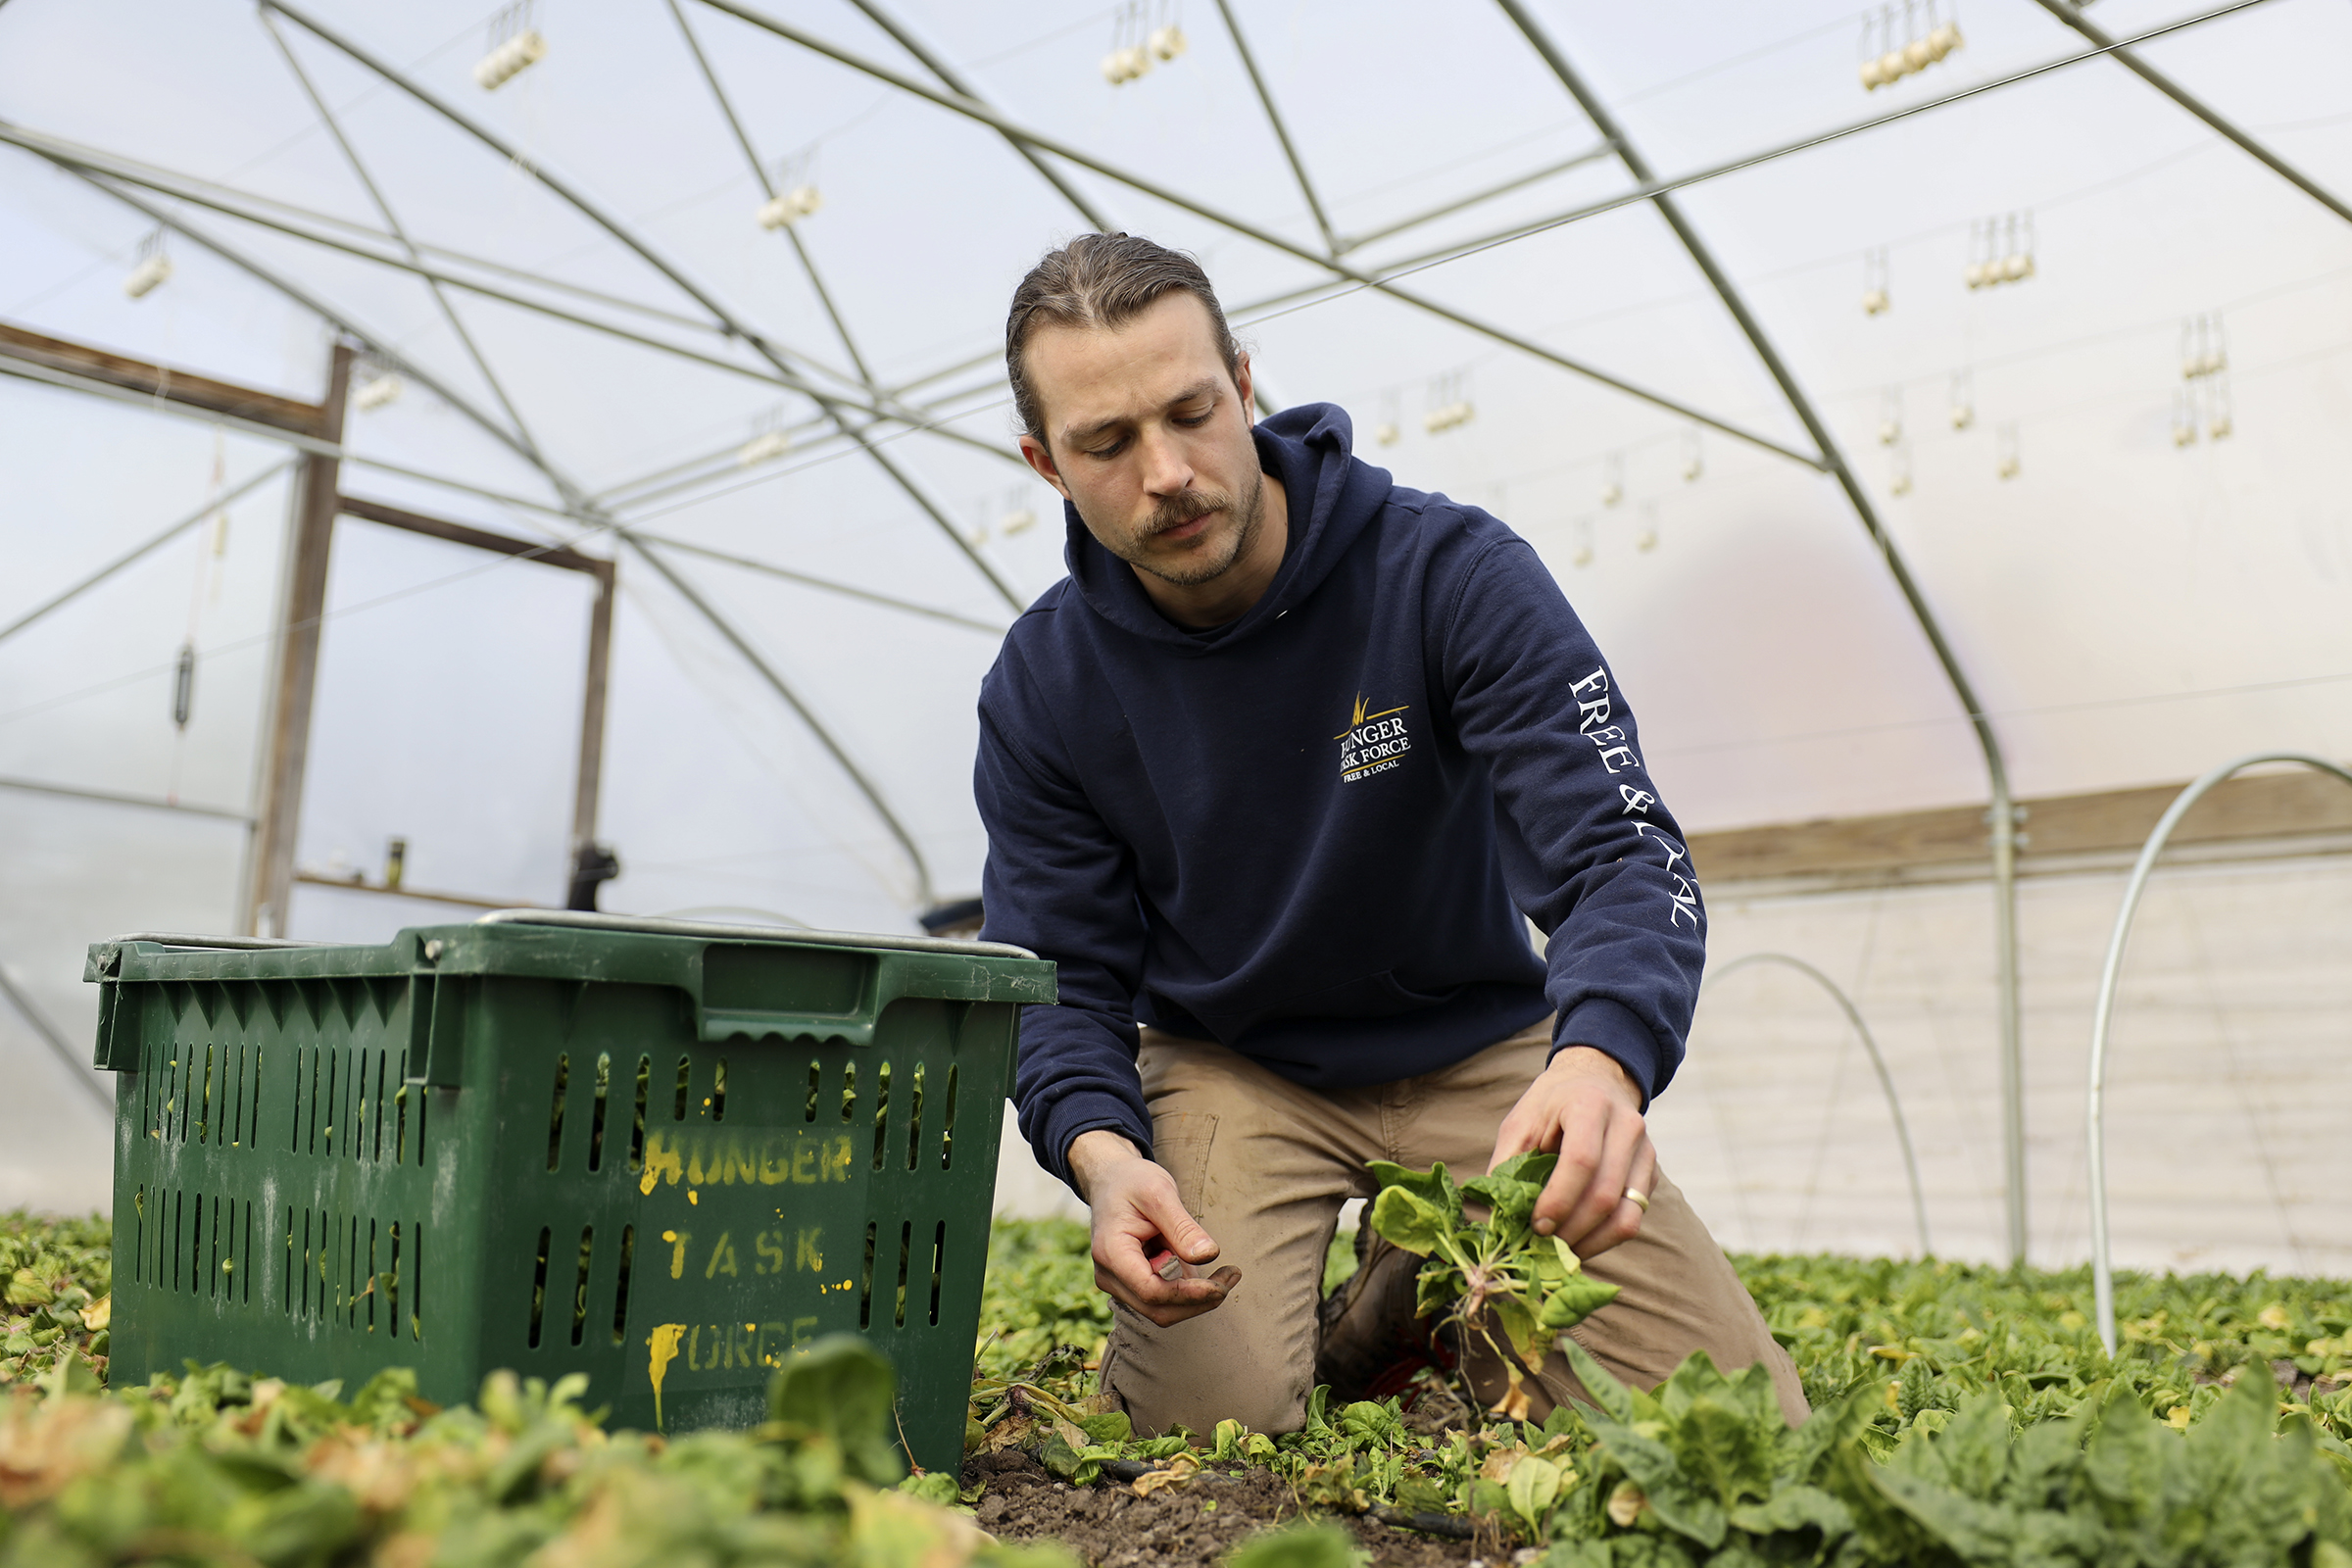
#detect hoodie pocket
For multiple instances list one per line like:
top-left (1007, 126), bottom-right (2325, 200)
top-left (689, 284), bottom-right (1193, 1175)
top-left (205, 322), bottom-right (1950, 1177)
top-left (1196, 968), bottom-right (1450, 1037)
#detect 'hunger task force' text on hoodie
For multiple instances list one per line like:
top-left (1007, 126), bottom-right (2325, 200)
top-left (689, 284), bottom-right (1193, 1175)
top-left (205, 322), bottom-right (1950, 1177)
top-left (975, 403), bottom-right (1704, 1189)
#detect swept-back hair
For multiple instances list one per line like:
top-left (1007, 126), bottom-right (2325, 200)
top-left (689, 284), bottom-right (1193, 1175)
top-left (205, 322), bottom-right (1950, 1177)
top-left (1005, 232), bottom-right (1242, 445)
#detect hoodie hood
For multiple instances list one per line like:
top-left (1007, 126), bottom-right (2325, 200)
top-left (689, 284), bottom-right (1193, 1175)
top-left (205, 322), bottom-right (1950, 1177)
top-left (1061, 401), bottom-right (1394, 654)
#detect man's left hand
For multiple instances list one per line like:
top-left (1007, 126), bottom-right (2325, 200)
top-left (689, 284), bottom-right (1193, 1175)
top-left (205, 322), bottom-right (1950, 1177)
top-left (1489, 1045), bottom-right (1656, 1258)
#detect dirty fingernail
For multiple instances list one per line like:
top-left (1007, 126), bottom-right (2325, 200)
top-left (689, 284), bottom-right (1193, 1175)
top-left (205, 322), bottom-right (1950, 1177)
top-left (1157, 1257), bottom-right (1184, 1281)
top-left (1535, 1218), bottom-right (1555, 1236)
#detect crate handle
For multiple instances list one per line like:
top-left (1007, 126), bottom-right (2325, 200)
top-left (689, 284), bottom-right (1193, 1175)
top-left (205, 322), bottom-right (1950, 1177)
top-left (698, 1009), bottom-right (882, 1045)
top-left (695, 941), bottom-right (886, 1047)
top-left (689, 946), bottom-right (1054, 1046)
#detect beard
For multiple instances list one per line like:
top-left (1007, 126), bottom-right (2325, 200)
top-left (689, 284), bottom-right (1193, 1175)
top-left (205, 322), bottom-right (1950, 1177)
top-left (1122, 466), bottom-right (1266, 587)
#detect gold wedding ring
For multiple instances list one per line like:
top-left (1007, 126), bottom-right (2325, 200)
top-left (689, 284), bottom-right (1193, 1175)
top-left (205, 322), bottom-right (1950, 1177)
top-left (1624, 1187), bottom-right (1650, 1212)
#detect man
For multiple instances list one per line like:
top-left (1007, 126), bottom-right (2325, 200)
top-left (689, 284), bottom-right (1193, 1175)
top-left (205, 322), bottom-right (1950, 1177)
top-left (976, 232), bottom-right (1802, 1438)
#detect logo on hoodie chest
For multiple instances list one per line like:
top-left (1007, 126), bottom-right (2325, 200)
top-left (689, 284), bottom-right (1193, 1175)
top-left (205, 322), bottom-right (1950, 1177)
top-left (1335, 693), bottom-right (1413, 782)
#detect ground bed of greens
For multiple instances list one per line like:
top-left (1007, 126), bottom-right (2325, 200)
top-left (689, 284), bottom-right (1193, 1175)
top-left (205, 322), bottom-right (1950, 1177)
top-left (6, 1204), bottom-right (2352, 1566)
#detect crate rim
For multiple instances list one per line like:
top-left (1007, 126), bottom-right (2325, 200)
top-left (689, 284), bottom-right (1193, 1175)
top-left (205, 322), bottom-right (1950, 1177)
top-left (95, 908), bottom-right (1035, 963)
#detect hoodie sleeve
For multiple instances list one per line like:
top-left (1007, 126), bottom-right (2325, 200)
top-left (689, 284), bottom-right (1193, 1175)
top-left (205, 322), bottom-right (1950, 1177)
top-left (974, 656), bottom-right (1155, 1193)
top-left (1438, 536), bottom-right (1705, 1102)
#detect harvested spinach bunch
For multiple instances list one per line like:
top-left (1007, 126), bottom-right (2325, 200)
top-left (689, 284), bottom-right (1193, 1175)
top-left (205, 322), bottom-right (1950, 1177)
top-left (1367, 1152), bottom-right (1619, 1419)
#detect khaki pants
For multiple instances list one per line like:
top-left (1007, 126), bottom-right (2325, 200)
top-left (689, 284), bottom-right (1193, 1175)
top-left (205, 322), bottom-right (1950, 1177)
top-left (1100, 1019), bottom-right (1806, 1436)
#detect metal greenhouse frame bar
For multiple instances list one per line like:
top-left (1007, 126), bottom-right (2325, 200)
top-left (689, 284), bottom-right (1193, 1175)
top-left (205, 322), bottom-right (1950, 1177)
top-left (2085, 754), bottom-right (2352, 1355)
top-left (1703, 952), bottom-right (1932, 1259)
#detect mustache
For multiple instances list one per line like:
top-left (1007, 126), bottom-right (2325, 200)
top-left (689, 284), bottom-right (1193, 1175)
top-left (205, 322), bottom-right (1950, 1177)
top-left (1145, 489), bottom-right (1231, 535)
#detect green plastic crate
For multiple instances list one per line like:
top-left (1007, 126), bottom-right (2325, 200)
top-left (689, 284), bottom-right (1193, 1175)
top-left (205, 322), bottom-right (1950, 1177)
top-left (86, 911), bottom-right (1054, 1472)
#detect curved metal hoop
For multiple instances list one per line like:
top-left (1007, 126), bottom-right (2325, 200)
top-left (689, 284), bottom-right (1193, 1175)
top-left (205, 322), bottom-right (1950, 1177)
top-left (2088, 752), bottom-right (2352, 1356)
top-left (1702, 952), bottom-right (1932, 1257)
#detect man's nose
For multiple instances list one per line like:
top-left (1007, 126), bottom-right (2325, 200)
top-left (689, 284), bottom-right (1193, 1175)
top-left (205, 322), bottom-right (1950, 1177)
top-left (1137, 426), bottom-right (1195, 496)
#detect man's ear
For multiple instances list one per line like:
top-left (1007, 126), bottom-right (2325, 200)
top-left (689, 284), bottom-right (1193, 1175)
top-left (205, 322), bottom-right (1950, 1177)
top-left (1018, 433), bottom-right (1071, 500)
top-left (1234, 352), bottom-right (1254, 424)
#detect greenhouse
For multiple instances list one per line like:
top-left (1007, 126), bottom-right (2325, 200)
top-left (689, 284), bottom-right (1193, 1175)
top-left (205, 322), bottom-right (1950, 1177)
top-left (2, 1), bottom-right (2349, 1562)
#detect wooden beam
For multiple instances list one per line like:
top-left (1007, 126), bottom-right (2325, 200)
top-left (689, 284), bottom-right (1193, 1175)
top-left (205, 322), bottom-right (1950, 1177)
top-left (336, 491), bottom-right (618, 911)
top-left (337, 494), bottom-right (612, 576)
top-left (245, 341), bottom-right (354, 936)
top-left (0, 320), bottom-right (328, 437)
top-left (1690, 768), bottom-right (2352, 885)
top-left (294, 871), bottom-right (525, 909)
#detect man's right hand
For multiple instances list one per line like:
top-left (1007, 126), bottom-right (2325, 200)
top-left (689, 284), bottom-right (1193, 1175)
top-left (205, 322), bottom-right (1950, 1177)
top-left (1068, 1129), bottom-right (1241, 1327)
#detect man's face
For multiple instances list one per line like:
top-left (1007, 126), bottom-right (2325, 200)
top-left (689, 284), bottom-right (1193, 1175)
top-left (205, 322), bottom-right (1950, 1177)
top-left (1017, 292), bottom-right (1262, 588)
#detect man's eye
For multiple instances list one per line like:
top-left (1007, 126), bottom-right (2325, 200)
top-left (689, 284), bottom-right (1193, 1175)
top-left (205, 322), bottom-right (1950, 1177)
top-left (1086, 439), bottom-right (1127, 460)
top-left (1176, 411), bottom-right (1212, 427)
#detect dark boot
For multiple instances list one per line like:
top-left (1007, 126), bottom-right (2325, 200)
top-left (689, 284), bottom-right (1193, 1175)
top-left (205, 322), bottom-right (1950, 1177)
top-left (1314, 1225), bottom-right (1453, 1405)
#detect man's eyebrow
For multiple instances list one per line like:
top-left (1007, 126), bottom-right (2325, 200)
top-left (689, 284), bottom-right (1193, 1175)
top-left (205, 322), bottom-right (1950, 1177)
top-left (1060, 378), bottom-right (1222, 448)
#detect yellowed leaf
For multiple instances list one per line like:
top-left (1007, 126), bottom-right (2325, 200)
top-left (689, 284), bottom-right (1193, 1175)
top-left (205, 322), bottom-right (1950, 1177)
top-left (1130, 1452), bottom-right (1200, 1497)
top-left (305, 1434), bottom-right (423, 1512)
top-left (1488, 1363), bottom-right (1533, 1422)
top-left (2259, 1303), bottom-right (2291, 1331)
top-left (1606, 1479), bottom-right (1647, 1529)
top-left (851, 1483), bottom-right (988, 1568)
top-left (1480, 1446), bottom-right (1528, 1484)
top-left (370, 1530), bottom-right (439, 1568)
top-left (982, 1413), bottom-right (1034, 1454)
top-left (0, 1394), bottom-right (134, 1509)
top-left (78, 1296), bottom-right (110, 1332)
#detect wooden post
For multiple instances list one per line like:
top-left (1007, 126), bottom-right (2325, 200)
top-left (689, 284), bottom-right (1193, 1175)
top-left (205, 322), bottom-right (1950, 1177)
top-left (243, 340), bottom-right (354, 937)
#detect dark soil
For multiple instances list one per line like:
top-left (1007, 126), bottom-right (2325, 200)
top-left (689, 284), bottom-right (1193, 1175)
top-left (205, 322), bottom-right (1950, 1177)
top-left (963, 1450), bottom-right (1512, 1568)
top-left (2198, 1360), bottom-right (2345, 1402)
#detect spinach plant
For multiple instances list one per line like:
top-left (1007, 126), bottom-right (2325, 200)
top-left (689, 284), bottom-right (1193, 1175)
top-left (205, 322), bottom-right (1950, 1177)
top-left (1366, 1152), bottom-right (1620, 1420)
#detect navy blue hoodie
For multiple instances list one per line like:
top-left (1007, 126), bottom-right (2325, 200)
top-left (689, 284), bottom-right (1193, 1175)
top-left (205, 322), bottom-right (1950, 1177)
top-left (976, 404), bottom-right (1704, 1189)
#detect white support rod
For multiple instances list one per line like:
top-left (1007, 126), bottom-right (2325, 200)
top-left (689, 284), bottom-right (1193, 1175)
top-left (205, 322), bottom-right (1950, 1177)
top-left (0, 355), bottom-right (583, 521)
top-left (1210, 0), bottom-right (1341, 256)
top-left (1704, 952), bottom-right (1933, 1258)
top-left (0, 120), bottom-right (733, 337)
top-left (1335, 140), bottom-right (1618, 253)
top-left (692, 0), bottom-right (1825, 470)
top-left (619, 533), bottom-right (937, 905)
top-left (0, 460), bottom-right (294, 648)
top-left (2028, 0), bottom-right (2352, 227)
top-left (0, 127), bottom-right (1021, 463)
top-left (1992, 792), bottom-right (2025, 1264)
top-left (258, 10), bottom-right (560, 485)
top-left (849, 0), bottom-right (2274, 413)
top-left (662, 0), bottom-right (880, 390)
top-left (2086, 753), bottom-right (2352, 1357)
top-left (1, 359), bottom-right (997, 860)
top-left (1351, 0), bottom-right (2276, 289)
top-left (58, 166), bottom-right (578, 500)
top-left (838, 0), bottom-right (1116, 232)
top-left (0, 959), bottom-right (112, 1116)
top-left (1494, 0), bottom-right (2028, 1262)
top-left (11, 130), bottom-right (946, 922)
top-left (259, 0), bottom-right (1028, 612)
top-left (626, 531), bottom-right (1008, 635)
top-left (0, 773), bottom-right (252, 823)
top-left (596, 377), bottom-right (1012, 511)
top-left (253, 7), bottom-right (841, 391)
top-left (594, 418), bottom-right (842, 507)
